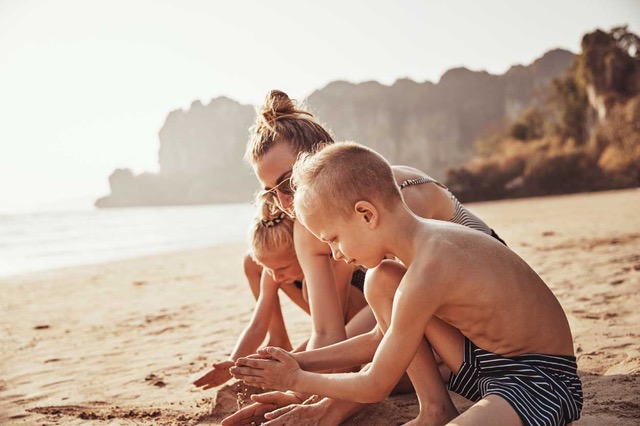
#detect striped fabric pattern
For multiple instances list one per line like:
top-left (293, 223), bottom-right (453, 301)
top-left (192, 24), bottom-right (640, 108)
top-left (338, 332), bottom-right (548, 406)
top-left (399, 177), bottom-right (493, 236)
top-left (448, 339), bottom-right (583, 426)
top-left (450, 197), bottom-right (493, 235)
top-left (350, 267), bottom-right (366, 292)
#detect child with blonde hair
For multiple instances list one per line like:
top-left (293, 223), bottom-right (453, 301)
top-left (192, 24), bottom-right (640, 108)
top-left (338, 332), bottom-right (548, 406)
top-left (232, 142), bottom-right (583, 426)
top-left (193, 194), bottom-right (368, 390)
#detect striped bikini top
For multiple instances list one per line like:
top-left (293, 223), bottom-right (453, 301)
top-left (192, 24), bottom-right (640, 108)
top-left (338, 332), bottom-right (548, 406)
top-left (399, 176), bottom-right (493, 236)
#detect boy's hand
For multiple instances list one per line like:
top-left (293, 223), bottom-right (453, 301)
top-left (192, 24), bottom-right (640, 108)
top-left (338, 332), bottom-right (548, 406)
top-left (221, 390), bottom-right (303, 425)
top-left (231, 347), bottom-right (300, 391)
top-left (193, 360), bottom-right (234, 390)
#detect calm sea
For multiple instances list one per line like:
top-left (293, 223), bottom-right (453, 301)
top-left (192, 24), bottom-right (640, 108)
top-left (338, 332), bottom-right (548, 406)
top-left (0, 204), bottom-right (256, 279)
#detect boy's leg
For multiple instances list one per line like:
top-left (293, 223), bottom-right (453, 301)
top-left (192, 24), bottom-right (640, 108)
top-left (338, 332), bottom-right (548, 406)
top-left (447, 395), bottom-right (522, 426)
top-left (424, 316), bottom-right (464, 375)
top-left (365, 260), bottom-right (461, 425)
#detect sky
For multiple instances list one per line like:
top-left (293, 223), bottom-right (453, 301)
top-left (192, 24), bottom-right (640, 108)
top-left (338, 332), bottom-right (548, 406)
top-left (1, 0), bottom-right (638, 213)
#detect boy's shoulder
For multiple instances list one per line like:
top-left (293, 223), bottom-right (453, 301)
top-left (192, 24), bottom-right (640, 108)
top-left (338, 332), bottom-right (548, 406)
top-left (409, 219), bottom-right (489, 282)
top-left (407, 222), bottom-right (460, 278)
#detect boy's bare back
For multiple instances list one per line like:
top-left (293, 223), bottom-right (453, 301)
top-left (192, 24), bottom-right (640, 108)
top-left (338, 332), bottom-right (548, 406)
top-left (408, 218), bottom-right (574, 358)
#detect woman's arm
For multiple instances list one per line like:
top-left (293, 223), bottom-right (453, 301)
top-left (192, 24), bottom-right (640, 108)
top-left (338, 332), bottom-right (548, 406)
top-left (294, 221), bottom-right (348, 349)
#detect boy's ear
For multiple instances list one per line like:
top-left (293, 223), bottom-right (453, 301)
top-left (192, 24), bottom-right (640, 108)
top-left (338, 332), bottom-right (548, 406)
top-left (354, 201), bottom-right (378, 228)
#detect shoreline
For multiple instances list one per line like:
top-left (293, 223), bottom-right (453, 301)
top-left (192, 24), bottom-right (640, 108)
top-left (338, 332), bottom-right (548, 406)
top-left (0, 242), bottom-right (247, 283)
top-left (3, 188), bottom-right (635, 282)
top-left (0, 203), bottom-right (256, 280)
top-left (2, 188), bottom-right (639, 425)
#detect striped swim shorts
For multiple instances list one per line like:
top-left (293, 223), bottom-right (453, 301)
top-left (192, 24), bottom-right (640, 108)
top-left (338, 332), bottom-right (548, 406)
top-left (448, 338), bottom-right (583, 426)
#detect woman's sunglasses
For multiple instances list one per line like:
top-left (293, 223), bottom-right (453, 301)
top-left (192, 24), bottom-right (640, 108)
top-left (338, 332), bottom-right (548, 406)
top-left (259, 173), bottom-right (295, 213)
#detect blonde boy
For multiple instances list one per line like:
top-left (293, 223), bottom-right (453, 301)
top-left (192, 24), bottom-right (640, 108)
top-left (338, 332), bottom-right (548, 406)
top-left (232, 142), bottom-right (583, 426)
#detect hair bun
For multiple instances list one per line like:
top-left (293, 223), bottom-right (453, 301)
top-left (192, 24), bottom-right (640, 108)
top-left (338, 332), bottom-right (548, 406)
top-left (265, 90), bottom-right (296, 114)
top-left (258, 90), bottom-right (311, 131)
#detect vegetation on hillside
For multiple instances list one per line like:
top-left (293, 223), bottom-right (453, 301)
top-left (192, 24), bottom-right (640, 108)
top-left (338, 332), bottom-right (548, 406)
top-left (446, 27), bottom-right (640, 201)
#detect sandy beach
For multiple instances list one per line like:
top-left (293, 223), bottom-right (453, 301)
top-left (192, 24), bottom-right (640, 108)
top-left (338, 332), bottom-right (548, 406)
top-left (1, 188), bottom-right (639, 425)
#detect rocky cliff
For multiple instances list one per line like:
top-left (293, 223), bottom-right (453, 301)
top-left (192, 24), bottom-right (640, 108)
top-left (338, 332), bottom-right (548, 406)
top-left (96, 97), bottom-right (257, 207)
top-left (97, 49), bottom-right (574, 207)
top-left (305, 49), bottom-right (574, 180)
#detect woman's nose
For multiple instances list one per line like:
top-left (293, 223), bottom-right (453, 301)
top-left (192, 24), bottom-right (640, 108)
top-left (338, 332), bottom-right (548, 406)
top-left (277, 193), bottom-right (293, 209)
top-left (331, 247), bottom-right (343, 261)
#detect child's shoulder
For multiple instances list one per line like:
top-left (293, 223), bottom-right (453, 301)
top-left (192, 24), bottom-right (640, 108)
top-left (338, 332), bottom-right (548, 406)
top-left (411, 222), bottom-right (457, 266)
top-left (412, 220), bottom-right (479, 271)
top-left (415, 219), bottom-right (516, 276)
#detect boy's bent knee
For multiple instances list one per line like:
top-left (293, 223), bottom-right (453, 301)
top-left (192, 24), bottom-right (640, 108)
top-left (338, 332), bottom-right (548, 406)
top-left (364, 260), bottom-right (406, 305)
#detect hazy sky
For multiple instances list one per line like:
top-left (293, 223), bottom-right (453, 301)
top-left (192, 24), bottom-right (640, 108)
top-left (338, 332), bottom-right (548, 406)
top-left (1, 0), bottom-right (638, 212)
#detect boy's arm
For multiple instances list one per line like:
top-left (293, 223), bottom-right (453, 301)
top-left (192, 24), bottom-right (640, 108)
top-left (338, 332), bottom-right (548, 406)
top-left (294, 222), bottom-right (347, 349)
top-left (234, 263), bottom-right (443, 403)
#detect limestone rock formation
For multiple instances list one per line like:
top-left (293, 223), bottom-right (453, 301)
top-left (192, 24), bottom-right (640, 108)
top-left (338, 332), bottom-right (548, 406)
top-left (306, 49), bottom-right (574, 180)
top-left (97, 49), bottom-right (574, 207)
top-left (96, 97), bottom-right (258, 207)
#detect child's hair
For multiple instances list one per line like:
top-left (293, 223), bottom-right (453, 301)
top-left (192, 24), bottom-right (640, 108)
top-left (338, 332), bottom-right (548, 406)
top-left (245, 90), bottom-right (335, 165)
top-left (249, 192), bottom-right (295, 263)
top-left (292, 141), bottom-right (403, 220)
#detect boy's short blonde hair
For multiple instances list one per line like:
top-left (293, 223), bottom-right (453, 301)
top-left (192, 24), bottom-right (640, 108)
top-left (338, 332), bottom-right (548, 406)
top-left (292, 141), bottom-right (403, 220)
top-left (249, 193), bottom-right (295, 264)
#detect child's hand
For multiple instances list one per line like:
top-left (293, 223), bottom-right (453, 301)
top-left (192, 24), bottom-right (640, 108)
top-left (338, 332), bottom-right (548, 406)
top-left (193, 360), bottom-right (234, 390)
top-left (231, 347), bottom-right (300, 391)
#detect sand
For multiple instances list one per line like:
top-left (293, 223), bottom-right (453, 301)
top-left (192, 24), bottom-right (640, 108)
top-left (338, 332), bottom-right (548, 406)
top-left (1, 188), bottom-right (639, 425)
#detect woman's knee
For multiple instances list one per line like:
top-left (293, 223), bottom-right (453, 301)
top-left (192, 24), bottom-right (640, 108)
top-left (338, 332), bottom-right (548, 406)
top-left (364, 260), bottom-right (407, 308)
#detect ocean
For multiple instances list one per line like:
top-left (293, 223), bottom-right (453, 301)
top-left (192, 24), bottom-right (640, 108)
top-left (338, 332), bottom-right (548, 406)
top-left (0, 204), bottom-right (256, 279)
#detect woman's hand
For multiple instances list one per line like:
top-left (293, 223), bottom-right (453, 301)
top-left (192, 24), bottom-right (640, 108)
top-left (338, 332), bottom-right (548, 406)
top-left (231, 347), bottom-right (301, 391)
top-left (221, 390), bottom-right (303, 425)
